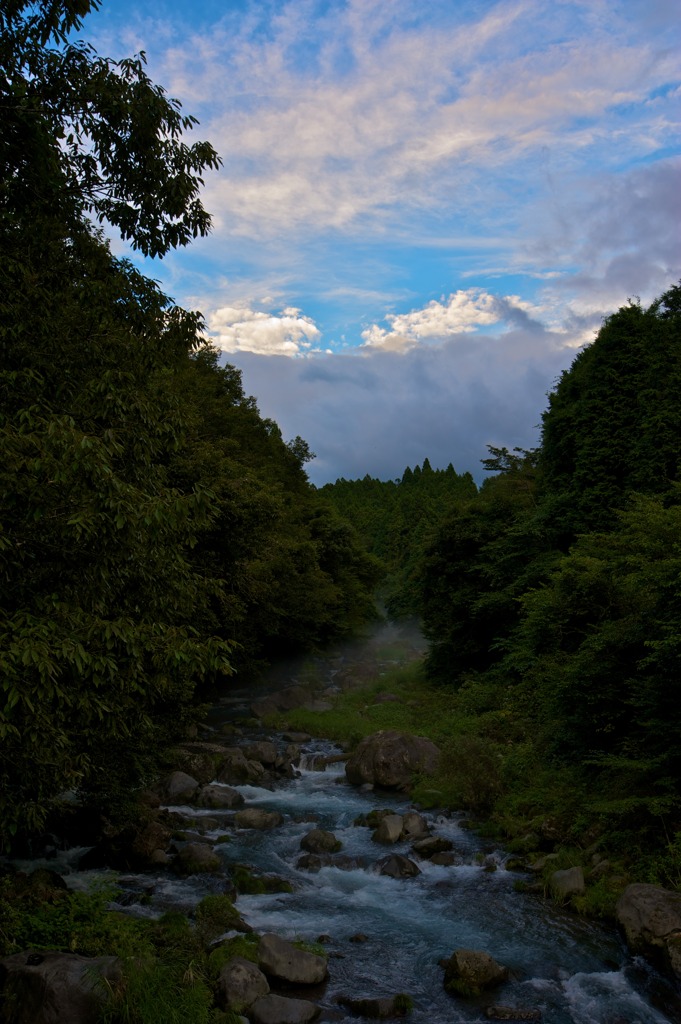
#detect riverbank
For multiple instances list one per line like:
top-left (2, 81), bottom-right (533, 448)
top-left (2, 620), bottom-right (680, 1023)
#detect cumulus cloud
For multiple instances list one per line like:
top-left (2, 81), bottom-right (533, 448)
top-left (361, 289), bottom-right (544, 350)
top-left (229, 320), bottom-right (579, 486)
top-left (207, 305), bottom-right (321, 356)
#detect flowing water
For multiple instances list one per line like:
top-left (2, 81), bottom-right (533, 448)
top-left (10, 621), bottom-right (681, 1023)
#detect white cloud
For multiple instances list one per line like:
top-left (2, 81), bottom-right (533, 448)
top-left (361, 289), bottom-right (543, 351)
top-left (146, 0), bottom-right (680, 241)
top-left (207, 305), bottom-right (321, 356)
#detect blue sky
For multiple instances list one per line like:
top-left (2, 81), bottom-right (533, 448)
top-left (87, 0), bottom-right (680, 484)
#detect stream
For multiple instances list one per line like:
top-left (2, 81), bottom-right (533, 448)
top-left (10, 620), bottom-right (680, 1023)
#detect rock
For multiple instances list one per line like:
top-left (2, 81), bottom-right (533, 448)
top-left (258, 934), bottom-right (328, 985)
top-left (345, 731), bottom-right (441, 790)
top-left (296, 853), bottom-right (360, 872)
top-left (244, 741), bottom-right (279, 766)
top-left (0, 951), bottom-right (121, 1024)
top-left (248, 992), bottom-right (320, 1024)
top-left (442, 948), bottom-right (509, 997)
top-left (217, 750), bottom-right (267, 785)
top-left (234, 809), bottom-right (284, 830)
top-left (549, 867), bottom-right (585, 902)
top-left (338, 994), bottom-right (413, 1018)
top-left (156, 770), bottom-right (200, 804)
top-left (375, 854), bottom-right (421, 879)
top-left (372, 815), bottom-right (403, 845)
top-left (174, 842), bottom-right (222, 874)
top-left (300, 829), bottom-right (342, 854)
top-left (401, 811), bottom-right (428, 836)
top-left (217, 956), bottom-right (269, 1012)
top-left (195, 784), bottom-right (244, 809)
top-left (430, 852), bottom-right (462, 867)
top-left (485, 1006), bottom-right (542, 1021)
top-left (349, 933), bottom-right (368, 943)
top-left (411, 836), bottom-right (453, 859)
top-left (615, 883), bottom-right (681, 980)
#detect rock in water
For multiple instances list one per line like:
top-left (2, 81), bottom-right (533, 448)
top-left (442, 948), bottom-right (509, 997)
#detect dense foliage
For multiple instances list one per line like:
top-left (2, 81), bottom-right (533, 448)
top-left (321, 460), bottom-right (476, 615)
top-left (419, 286), bottom-right (681, 869)
top-left (0, 1), bottom-right (379, 845)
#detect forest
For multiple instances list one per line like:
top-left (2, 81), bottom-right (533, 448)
top-left (2, 0), bottom-right (680, 891)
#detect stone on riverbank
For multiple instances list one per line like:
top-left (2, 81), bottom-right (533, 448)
top-left (258, 934), bottom-right (328, 985)
top-left (248, 992), bottom-right (320, 1024)
top-left (155, 770), bottom-right (200, 804)
top-left (217, 956), bottom-right (270, 1012)
top-left (615, 883), bottom-right (681, 980)
top-left (549, 866), bottom-right (585, 902)
top-left (345, 731), bottom-right (440, 790)
top-left (0, 951), bottom-right (121, 1024)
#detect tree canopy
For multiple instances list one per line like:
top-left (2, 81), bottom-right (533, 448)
top-left (0, 2), bottom-right (379, 845)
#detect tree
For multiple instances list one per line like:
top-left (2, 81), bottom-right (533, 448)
top-left (539, 286), bottom-right (681, 540)
top-left (1, 0), bottom-right (221, 255)
top-left (0, 1), bottom-right (226, 842)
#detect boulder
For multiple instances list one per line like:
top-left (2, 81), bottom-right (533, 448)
top-left (442, 949), bottom-right (509, 997)
top-left (248, 993), bottom-right (320, 1024)
top-left (234, 809), bottom-right (284, 830)
top-left (345, 731), bottom-right (440, 790)
top-left (615, 883), bottom-right (681, 980)
top-left (258, 934), bottom-right (328, 986)
top-left (296, 853), bottom-right (361, 872)
top-left (375, 854), bottom-right (421, 879)
top-left (195, 784), bottom-right (244, 810)
top-left (549, 867), bottom-right (585, 902)
top-left (174, 842), bottom-right (222, 874)
top-left (0, 951), bottom-right (121, 1024)
top-left (401, 811), bottom-right (428, 836)
top-left (217, 956), bottom-right (269, 1012)
top-left (217, 750), bottom-right (267, 785)
top-left (411, 836), bottom-right (453, 859)
top-left (244, 741), bottom-right (279, 766)
top-left (156, 770), bottom-right (200, 804)
top-left (300, 829), bottom-right (342, 854)
top-left (372, 815), bottom-right (403, 845)
top-left (485, 1006), bottom-right (542, 1021)
top-left (337, 994), bottom-right (413, 1018)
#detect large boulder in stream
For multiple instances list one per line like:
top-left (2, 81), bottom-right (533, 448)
top-left (615, 883), bottom-right (681, 980)
top-left (375, 854), bottom-right (421, 879)
top-left (300, 829), bottom-right (342, 854)
top-left (0, 951), bottom-right (121, 1024)
top-left (195, 783), bottom-right (244, 809)
top-left (345, 731), bottom-right (440, 790)
top-left (441, 948), bottom-right (509, 997)
top-left (258, 934), bottom-right (328, 985)
top-left (234, 809), bottom-right (284, 830)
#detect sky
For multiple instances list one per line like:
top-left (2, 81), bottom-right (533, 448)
top-left (86, 0), bottom-right (680, 485)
